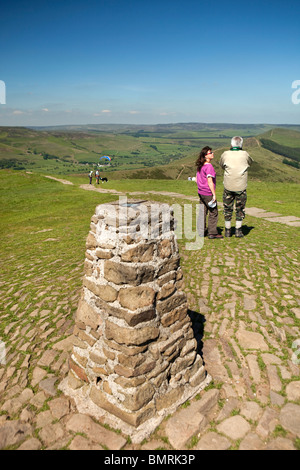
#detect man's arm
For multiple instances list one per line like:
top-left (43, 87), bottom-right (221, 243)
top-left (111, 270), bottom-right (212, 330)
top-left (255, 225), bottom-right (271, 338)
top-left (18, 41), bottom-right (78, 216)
top-left (219, 154), bottom-right (225, 169)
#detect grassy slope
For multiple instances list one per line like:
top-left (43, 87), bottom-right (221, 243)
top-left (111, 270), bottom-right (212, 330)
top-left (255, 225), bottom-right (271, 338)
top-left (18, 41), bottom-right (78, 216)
top-left (259, 127), bottom-right (300, 148)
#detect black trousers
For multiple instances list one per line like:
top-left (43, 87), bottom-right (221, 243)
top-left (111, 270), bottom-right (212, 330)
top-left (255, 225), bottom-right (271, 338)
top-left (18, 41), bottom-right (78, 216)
top-left (198, 194), bottom-right (219, 236)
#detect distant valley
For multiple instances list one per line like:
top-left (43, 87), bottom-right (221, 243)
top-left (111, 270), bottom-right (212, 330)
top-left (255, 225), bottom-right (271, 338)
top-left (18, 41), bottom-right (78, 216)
top-left (0, 123), bottom-right (299, 183)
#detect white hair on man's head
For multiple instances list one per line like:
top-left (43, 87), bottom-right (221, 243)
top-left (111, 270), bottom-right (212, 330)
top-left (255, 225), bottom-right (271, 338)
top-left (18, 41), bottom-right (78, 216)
top-left (231, 136), bottom-right (243, 148)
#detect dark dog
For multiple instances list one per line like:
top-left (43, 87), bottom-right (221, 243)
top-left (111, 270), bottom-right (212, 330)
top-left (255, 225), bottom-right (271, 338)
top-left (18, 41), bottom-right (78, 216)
top-left (101, 177), bottom-right (108, 182)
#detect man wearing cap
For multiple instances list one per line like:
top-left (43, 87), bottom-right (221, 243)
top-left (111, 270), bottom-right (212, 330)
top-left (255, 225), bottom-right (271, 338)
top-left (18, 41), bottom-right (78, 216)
top-left (219, 136), bottom-right (253, 238)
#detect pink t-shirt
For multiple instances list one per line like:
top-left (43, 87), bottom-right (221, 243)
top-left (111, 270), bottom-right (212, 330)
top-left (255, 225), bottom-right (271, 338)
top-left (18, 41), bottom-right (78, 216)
top-left (196, 163), bottom-right (216, 196)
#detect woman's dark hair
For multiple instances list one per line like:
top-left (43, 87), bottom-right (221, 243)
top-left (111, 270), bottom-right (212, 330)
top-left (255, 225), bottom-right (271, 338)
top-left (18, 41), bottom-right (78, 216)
top-left (196, 146), bottom-right (212, 171)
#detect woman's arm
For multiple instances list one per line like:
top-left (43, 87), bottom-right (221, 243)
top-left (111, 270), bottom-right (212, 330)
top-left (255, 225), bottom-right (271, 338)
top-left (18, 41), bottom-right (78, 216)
top-left (207, 176), bottom-right (216, 201)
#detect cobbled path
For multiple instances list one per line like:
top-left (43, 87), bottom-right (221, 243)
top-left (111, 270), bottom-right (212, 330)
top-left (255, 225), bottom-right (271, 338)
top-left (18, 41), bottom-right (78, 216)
top-left (0, 184), bottom-right (299, 450)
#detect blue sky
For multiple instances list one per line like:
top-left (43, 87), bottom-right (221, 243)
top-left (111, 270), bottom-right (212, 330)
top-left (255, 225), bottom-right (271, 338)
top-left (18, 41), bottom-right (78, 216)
top-left (1, 0), bottom-right (300, 126)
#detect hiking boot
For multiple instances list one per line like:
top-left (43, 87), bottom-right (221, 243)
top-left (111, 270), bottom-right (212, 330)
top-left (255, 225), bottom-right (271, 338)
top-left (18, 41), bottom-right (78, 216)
top-left (225, 228), bottom-right (231, 237)
top-left (208, 234), bottom-right (224, 239)
top-left (235, 228), bottom-right (244, 238)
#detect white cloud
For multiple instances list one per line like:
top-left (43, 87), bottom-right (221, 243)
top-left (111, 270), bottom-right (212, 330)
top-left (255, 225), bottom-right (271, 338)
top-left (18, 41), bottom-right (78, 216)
top-left (42, 108), bottom-right (49, 112)
top-left (13, 110), bottom-right (25, 115)
top-left (129, 110), bottom-right (140, 114)
top-left (93, 110), bottom-right (112, 116)
top-left (159, 112), bottom-right (177, 116)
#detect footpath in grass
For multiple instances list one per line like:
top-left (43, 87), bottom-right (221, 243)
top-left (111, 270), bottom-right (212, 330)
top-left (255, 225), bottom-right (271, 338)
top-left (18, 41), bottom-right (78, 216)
top-left (0, 170), bottom-right (299, 451)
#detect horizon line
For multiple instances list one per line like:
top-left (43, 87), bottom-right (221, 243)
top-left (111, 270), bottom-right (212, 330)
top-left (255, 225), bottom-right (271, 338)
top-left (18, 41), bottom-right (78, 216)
top-left (1, 121), bottom-right (300, 129)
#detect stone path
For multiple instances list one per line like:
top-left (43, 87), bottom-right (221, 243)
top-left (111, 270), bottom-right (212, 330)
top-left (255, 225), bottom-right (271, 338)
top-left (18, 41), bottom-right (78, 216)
top-left (46, 177), bottom-right (300, 227)
top-left (44, 176), bottom-right (74, 185)
top-left (245, 207), bottom-right (300, 227)
top-left (78, 182), bottom-right (300, 227)
top-left (0, 181), bottom-right (299, 450)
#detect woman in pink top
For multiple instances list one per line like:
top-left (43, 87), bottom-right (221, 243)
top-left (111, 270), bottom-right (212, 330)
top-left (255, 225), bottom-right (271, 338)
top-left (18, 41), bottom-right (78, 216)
top-left (196, 146), bottom-right (223, 239)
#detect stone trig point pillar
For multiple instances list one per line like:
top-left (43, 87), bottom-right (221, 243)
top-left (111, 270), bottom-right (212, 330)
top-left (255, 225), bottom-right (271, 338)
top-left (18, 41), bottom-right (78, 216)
top-left (61, 198), bottom-right (210, 442)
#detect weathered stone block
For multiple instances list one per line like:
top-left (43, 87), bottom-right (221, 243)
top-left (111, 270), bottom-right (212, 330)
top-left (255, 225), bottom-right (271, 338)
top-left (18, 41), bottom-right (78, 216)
top-left (157, 271), bottom-right (176, 287)
top-left (114, 359), bottom-right (156, 378)
top-left (157, 238), bottom-right (173, 258)
top-left (92, 366), bottom-right (109, 377)
top-left (180, 338), bottom-right (198, 357)
top-left (69, 359), bottom-right (89, 383)
top-left (102, 346), bottom-right (115, 361)
top-left (156, 291), bottom-right (186, 316)
top-left (90, 387), bottom-right (156, 427)
top-left (157, 255), bottom-right (180, 277)
top-left (104, 260), bottom-right (155, 285)
top-left (95, 248), bottom-right (113, 259)
top-left (95, 297), bottom-right (156, 327)
top-left (170, 316), bottom-right (192, 335)
top-left (84, 260), bottom-right (93, 276)
top-left (157, 281), bottom-right (176, 301)
top-left (105, 320), bottom-right (159, 346)
top-left (161, 304), bottom-right (188, 328)
top-left (103, 338), bottom-right (148, 356)
top-left (68, 370), bottom-right (85, 390)
top-left (72, 351), bottom-right (88, 368)
top-left (155, 386), bottom-right (184, 411)
top-left (75, 298), bottom-right (101, 331)
top-left (170, 350), bottom-right (196, 375)
top-left (89, 351), bottom-right (106, 365)
top-left (121, 243), bottom-right (155, 262)
top-left (77, 329), bottom-right (97, 347)
top-left (118, 286), bottom-right (156, 310)
top-left (83, 278), bottom-right (118, 302)
top-left (118, 353), bottom-right (146, 369)
top-left (115, 376), bottom-right (146, 388)
top-left (86, 232), bottom-right (98, 249)
top-left (85, 250), bottom-right (94, 261)
top-left (122, 383), bottom-right (155, 411)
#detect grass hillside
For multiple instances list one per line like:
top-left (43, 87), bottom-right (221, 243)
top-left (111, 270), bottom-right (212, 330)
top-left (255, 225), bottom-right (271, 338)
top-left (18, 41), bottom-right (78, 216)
top-left (0, 124), bottom-right (299, 183)
top-left (110, 134), bottom-right (300, 183)
top-left (257, 128), bottom-right (300, 170)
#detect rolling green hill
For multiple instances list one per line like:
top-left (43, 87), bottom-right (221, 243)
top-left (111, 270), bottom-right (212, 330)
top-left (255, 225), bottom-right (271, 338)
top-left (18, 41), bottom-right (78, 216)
top-left (0, 124), bottom-right (299, 183)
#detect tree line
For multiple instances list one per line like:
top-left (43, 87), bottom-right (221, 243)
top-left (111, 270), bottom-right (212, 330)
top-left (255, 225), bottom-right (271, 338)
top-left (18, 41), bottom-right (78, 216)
top-left (260, 138), bottom-right (300, 162)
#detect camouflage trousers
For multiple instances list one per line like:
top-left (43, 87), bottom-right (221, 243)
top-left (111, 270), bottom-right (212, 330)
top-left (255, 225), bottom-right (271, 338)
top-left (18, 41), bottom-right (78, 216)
top-left (223, 188), bottom-right (247, 221)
